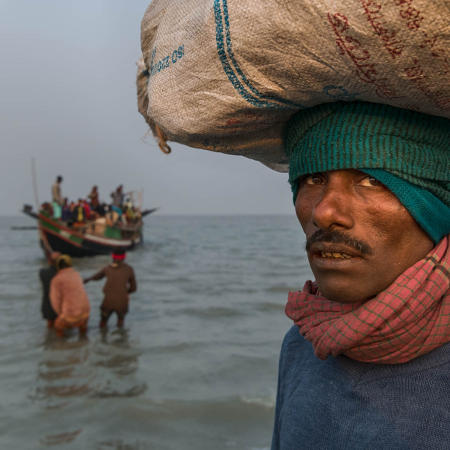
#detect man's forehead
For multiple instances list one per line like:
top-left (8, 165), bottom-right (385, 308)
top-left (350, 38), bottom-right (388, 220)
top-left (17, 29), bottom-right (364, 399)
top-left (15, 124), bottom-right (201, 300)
top-left (305, 169), bottom-right (367, 177)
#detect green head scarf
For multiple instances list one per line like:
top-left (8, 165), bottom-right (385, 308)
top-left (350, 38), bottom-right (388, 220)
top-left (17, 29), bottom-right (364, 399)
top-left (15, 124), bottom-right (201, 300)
top-left (285, 101), bottom-right (450, 244)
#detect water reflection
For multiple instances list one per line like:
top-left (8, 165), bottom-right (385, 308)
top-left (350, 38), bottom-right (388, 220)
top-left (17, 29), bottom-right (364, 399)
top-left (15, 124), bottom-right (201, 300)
top-left (97, 328), bottom-right (138, 375)
top-left (96, 438), bottom-right (143, 450)
top-left (29, 328), bottom-right (147, 447)
top-left (31, 328), bottom-right (147, 406)
top-left (93, 328), bottom-right (147, 398)
top-left (30, 330), bottom-right (93, 410)
top-left (40, 429), bottom-right (82, 446)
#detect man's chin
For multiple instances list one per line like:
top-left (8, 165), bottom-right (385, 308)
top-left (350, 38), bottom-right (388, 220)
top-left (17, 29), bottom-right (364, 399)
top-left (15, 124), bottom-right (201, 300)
top-left (316, 282), bottom-right (372, 304)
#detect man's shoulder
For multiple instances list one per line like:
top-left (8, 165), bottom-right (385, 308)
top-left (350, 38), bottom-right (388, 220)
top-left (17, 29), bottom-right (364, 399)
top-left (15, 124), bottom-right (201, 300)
top-left (281, 325), bottom-right (307, 350)
top-left (123, 263), bottom-right (135, 273)
top-left (58, 267), bottom-right (80, 280)
top-left (106, 263), bottom-right (134, 274)
top-left (50, 270), bottom-right (63, 284)
top-left (279, 325), bottom-right (317, 370)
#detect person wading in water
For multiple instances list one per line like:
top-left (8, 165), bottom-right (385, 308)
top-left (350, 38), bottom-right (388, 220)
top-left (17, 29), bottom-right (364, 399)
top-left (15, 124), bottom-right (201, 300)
top-left (50, 254), bottom-right (91, 337)
top-left (39, 251), bottom-right (61, 328)
top-left (84, 250), bottom-right (137, 328)
top-left (271, 102), bottom-right (449, 449)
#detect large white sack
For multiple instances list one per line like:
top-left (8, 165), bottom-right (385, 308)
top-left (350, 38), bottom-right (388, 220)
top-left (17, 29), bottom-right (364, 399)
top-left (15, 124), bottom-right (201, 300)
top-left (138, 0), bottom-right (449, 171)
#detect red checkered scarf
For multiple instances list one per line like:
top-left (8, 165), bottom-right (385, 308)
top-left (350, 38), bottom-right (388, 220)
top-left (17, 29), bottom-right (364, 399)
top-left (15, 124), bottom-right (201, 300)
top-left (285, 236), bottom-right (450, 364)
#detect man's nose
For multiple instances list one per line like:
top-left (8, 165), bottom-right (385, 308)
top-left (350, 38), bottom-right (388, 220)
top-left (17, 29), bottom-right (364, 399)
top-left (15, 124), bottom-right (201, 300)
top-left (312, 186), bottom-right (354, 231)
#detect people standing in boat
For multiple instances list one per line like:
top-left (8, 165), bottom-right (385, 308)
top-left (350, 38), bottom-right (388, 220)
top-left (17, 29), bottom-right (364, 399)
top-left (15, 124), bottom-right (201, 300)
top-left (81, 199), bottom-right (91, 220)
top-left (72, 199), bottom-right (86, 226)
top-left (88, 185), bottom-right (100, 211)
top-left (39, 251), bottom-right (61, 328)
top-left (110, 185), bottom-right (125, 208)
top-left (51, 175), bottom-right (64, 206)
top-left (124, 198), bottom-right (136, 223)
top-left (61, 198), bottom-right (72, 222)
top-left (97, 202), bottom-right (107, 217)
top-left (52, 204), bottom-right (62, 220)
top-left (84, 250), bottom-right (137, 328)
top-left (50, 254), bottom-right (90, 337)
top-left (105, 205), bottom-right (120, 227)
top-left (91, 215), bottom-right (107, 235)
top-left (51, 176), bottom-right (63, 219)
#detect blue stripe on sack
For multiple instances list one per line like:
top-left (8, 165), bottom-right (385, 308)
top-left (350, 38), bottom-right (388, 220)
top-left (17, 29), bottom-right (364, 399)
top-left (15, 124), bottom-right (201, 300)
top-left (221, 0), bottom-right (303, 109)
top-left (214, 0), bottom-right (272, 108)
top-left (214, 0), bottom-right (301, 110)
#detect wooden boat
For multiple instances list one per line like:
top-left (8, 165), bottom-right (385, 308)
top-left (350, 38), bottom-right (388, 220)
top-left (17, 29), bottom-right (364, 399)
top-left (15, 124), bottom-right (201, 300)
top-left (22, 204), bottom-right (157, 257)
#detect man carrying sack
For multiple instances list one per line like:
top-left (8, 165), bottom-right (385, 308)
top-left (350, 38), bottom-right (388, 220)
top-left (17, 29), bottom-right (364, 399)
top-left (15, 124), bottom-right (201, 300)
top-left (271, 101), bottom-right (449, 449)
top-left (137, 2), bottom-right (449, 447)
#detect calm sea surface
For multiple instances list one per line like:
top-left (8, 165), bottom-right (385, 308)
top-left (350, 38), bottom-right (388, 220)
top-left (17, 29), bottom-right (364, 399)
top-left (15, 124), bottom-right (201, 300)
top-left (0, 215), bottom-right (312, 450)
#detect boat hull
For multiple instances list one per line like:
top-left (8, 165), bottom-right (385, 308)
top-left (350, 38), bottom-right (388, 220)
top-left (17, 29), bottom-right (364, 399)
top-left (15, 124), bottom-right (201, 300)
top-left (38, 214), bottom-right (141, 257)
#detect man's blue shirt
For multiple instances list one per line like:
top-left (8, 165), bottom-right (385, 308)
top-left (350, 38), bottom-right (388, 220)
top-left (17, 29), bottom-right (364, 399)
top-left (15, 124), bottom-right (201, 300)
top-left (272, 325), bottom-right (450, 450)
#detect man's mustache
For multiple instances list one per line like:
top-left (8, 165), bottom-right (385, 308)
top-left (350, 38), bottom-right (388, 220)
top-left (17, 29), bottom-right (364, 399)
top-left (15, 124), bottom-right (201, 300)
top-left (305, 230), bottom-right (373, 256)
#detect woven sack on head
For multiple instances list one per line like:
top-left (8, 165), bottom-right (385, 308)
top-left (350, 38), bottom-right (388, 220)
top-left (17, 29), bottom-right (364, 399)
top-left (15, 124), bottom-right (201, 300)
top-left (137, 0), bottom-right (449, 171)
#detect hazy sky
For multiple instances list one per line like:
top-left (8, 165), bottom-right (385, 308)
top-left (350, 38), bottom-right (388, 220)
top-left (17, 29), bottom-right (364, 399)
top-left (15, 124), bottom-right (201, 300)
top-left (1, 1), bottom-right (293, 216)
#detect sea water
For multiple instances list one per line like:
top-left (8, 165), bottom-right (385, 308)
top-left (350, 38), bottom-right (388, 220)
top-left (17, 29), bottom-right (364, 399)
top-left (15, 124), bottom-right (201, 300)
top-left (0, 215), bottom-right (312, 450)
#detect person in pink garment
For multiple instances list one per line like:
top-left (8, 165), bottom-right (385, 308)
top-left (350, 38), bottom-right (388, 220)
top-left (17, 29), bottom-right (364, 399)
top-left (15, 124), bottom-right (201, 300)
top-left (50, 254), bottom-right (91, 337)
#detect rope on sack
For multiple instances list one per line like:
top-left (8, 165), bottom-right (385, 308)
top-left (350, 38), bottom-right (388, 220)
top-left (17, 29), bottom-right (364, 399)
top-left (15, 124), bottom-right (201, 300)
top-left (155, 124), bottom-right (171, 154)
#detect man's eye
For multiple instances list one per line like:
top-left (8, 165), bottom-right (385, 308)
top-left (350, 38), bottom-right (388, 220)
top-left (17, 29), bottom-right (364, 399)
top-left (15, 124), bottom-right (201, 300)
top-left (358, 176), bottom-right (381, 187)
top-left (305, 174), bottom-right (325, 185)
